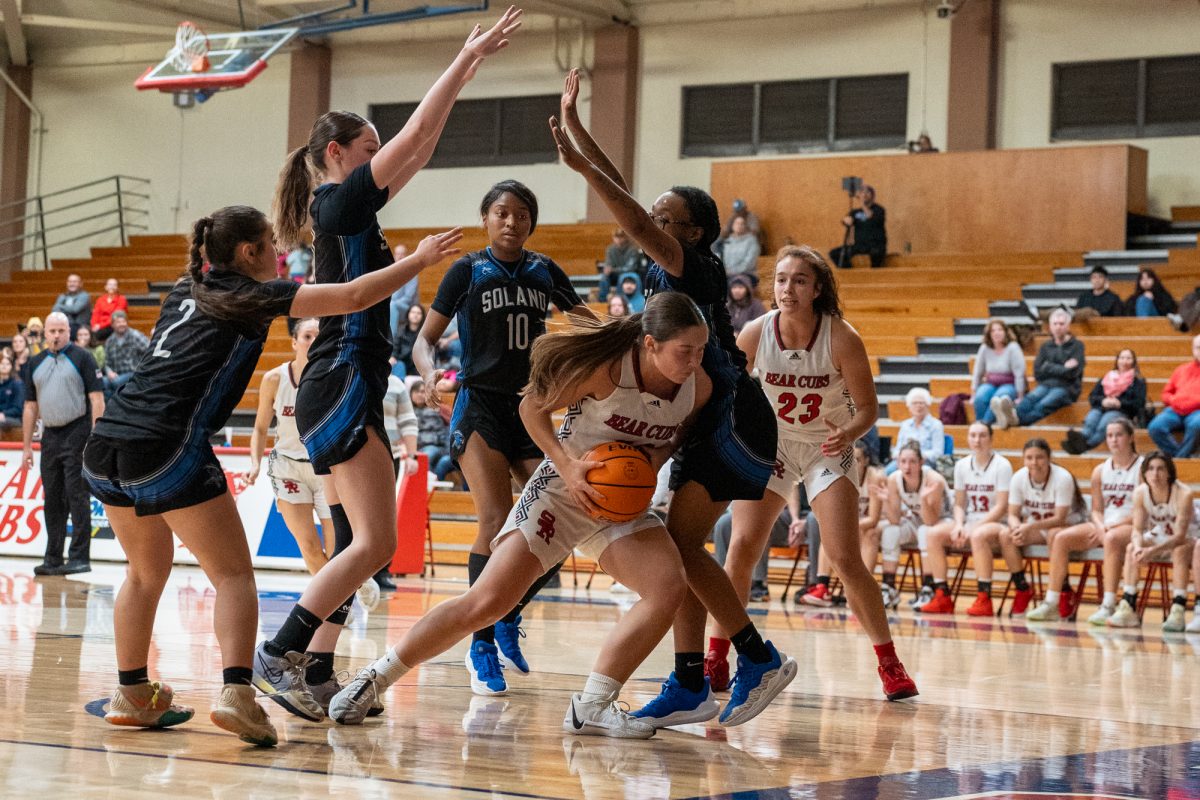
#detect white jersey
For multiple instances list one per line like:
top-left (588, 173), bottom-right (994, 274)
top-left (755, 311), bottom-right (855, 444)
top-left (270, 362), bottom-right (307, 460)
top-left (954, 453), bottom-right (1013, 522)
top-left (1141, 482), bottom-right (1184, 539)
top-left (891, 466), bottom-right (951, 524)
top-left (557, 348), bottom-right (696, 457)
top-left (1099, 455), bottom-right (1142, 527)
top-left (1010, 464), bottom-right (1080, 524)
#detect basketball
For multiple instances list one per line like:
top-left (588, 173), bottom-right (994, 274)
top-left (583, 442), bottom-right (657, 522)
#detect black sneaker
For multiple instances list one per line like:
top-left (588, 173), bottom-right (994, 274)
top-left (373, 570), bottom-right (396, 591)
top-left (61, 560), bottom-right (92, 575)
top-left (749, 581), bottom-right (770, 603)
top-left (33, 561), bottom-right (65, 576)
top-left (1062, 430), bottom-right (1089, 455)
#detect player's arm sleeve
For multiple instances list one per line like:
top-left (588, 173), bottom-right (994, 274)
top-left (548, 260), bottom-right (584, 312)
top-left (265, 280), bottom-right (303, 319)
top-left (430, 258), bottom-right (472, 319)
top-left (311, 162), bottom-right (390, 235)
top-left (996, 459), bottom-right (1013, 492)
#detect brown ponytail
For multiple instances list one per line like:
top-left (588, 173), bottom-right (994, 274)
top-left (184, 205), bottom-right (283, 324)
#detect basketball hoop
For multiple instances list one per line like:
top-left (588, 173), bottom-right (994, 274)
top-left (169, 21), bottom-right (210, 73)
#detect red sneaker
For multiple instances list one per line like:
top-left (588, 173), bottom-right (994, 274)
top-left (1010, 588), bottom-right (1033, 617)
top-left (801, 583), bottom-right (833, 607)
top-left (878, 658), bottom-right (919, 701)
top-left (966, 592), bottom-right (994, 617)
top-left (1058, 588), bottom-right (1075, 619)
top-left (703, 650), bottom-right (730, 693)
top-left (918, 587), bottom-right (955, 614)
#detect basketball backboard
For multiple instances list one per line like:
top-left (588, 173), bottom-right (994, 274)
top-left (135, 24), bottom-right (298, 99)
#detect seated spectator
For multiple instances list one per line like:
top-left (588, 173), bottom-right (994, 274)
top-left (74, 326), bottom-right (106, 373)
top-left (24, 317), bottom-right (45, 354)
top-left (721, 216), bottom-right (761, 284)
top-left (286, 244), bottom-right (314, 285)
top-left (830, 185), bottom-right (887, 269)
top-left (727, 274), bottom-right (765, 334)
top-left (1148, 334), bottom-right (1200, 458)
top-left (971, 318), bottom-right (1026, 425)
top-left (51, 273), bottom-right (91, 335)
top-left (1072, 266), bottom-right (1123, 320)
top-left (388, 244), bottom-right (417, 337)
top-left (992, 307), bottom-right (1084, 429)
top-left (391, 303), bottom-right (424, 377)
top-left (909, 134), bottom-right (939, 153)
top-left (410, 380), bottom-right (455, 481)
top-left (103, 310), bottom-right (151, 397)
top-left (1125, 267), bottom-right (1178, 319)
top-left (719, 198), bottom-right (765, 252)
top-left (597, 228), bottom-right (641, 301)
top-left (7, 332), bottom-right (31, 379)
top-left (616, 272), bottom-right (645, 313)
top-left (1177, 284), bottom-right (1200, 332)
top-left (711, 494), bottom-right (795, 604)
top-left (1063, 348), bottom-right (1145, 454)
top-left (0, 356), bottom-right (23, 432)
top-left (89, 278), bottom-right (128, 341)
top-left (1105, 452), bottom-right (1194, 630)
top-left (606, 293), bottom-right (630, 318)
top-left (887, 388), bottom-right (944, 473)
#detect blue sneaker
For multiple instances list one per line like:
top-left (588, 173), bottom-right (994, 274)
top-left (719, 641), bottom-right (797, 728)
top-left (494, 616), bottom-right (530, 675)
top-left (629, 672), bottom-right (719, 728)
top-left (465, 640), bottom-right (508, 696)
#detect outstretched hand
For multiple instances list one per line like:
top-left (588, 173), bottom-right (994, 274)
top-left (414, 227), bottom-right (464, 267)
top-left (560, 68), bottom-right (582, 127)
top-left (549, 117), bottom-right (590, 173)
top-left (463, 6), bottom-right (523, 60)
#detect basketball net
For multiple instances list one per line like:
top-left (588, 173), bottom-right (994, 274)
top-left (169, 21), bottom-right (211, 74)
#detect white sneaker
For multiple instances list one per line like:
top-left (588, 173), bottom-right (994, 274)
top-left (1163, 603), bottom-right (1186, 633)
top-left (989, 396), bottom-right (1010, 429)
top-left (881, 584), bottom-right (901, 610)
top-left (1025, 600), bottom-right (1057, 622)
top-left (1106, 599), bottom-right (1140, 628)
top-left (356, 580), bottom-right (380, 611)
top-left (329, 667), bottom-right (385, 726)
top-left (992, 395), bottom-right (1019, 429)
top-left (210, 684), bottom-right (278, 747)
top-left (563, 693), bottom-right (655, 739)
top-left (1186, 612), bottom-right (1200, 634)
top-left (1087, 604), bottom-right (1114, 626)
top-left (907, 585), bottom-right (932, 610)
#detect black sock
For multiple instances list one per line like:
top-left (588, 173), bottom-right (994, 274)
top-left (223, 667), bottom-right (253, 687)
top-left (1012, 571), bottom-right (1030, 592)
top-left (326, 594), bottom-right (354, 626)
top-left (730, 623), bottom-right (772, 664)
top-left (882, 572), bottom-right (897, 588)
top-left (978, 580), bottom-right (992, 596)
top-left (468, 552), bottom-right (495, 644)
top-left (501, 561), bottom-right (563, 625)
top-left (1123, 591), bottom-right (1138, 608)
top-left (935, 581), bottom-right (950, 594)
top-left (265, 604), bottom-right (323, 656)
top-left (330, 503), bottom-right (354, 556)
top-left (817, 575), bottom-right (830, 587)
top-left (118, 666), bottom-right (149, 687)
top-left (305, 651), bottom-right (335, 685)
top-left (675, 652), bottom-right (705, 692)
top-left (1061, 579), bottom-right (1072, 593)
top-left (922, 575), bottom-right (934, 588)
top-left (1173, 594), bottom-right (1187, 609)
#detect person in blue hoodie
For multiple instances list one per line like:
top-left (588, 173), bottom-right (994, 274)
top-left (0, 355), bottom-right (23, 432)
top-left (617, 271), bottom-right (645, 313)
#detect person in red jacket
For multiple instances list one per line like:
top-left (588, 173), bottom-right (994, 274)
top-left (90, 278), bottom-right (128, 342)
top-left (1149, 334), bottom-right (1200, 458)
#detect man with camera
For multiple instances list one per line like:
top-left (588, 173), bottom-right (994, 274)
top-left (830, 184), bottom-right (887, 269)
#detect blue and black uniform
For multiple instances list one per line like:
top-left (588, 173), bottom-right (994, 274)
top-left (644, 244), bottom-right (775, 501)
top-left (294, 162), bottom-right (395, 474)
top-left (84, 272), bottom-right (299, 515)
top-left (433, 247), bottom-right (583, 462)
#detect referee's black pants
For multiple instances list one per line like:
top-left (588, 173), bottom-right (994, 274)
top-left (41, 415), bottom-right (92, 565)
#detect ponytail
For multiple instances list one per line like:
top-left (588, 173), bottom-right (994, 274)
top-left (272, 146), bottom-right (314, 250)
top-left (184, 205), bottom-right (281, 324)
top-left (188, 215), bottom-right (215, 286)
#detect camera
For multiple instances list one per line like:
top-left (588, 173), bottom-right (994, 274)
top-left (841, 176), bottom-right (863, 196)
top-left (936, 1), bottom-right (956, 19)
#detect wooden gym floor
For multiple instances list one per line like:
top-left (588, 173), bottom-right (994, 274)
top-left (1, 557), bottom-right (1198, 799)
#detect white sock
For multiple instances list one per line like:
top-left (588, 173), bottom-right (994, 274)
top-left (1044, 590), bottom-right (1060, 605)
top-left (1102, 591), bottom-right (1116, 608)
top-left (372, 648), bottom-right (412, 688)
top-left (580, 672), bottom-right (622, 704)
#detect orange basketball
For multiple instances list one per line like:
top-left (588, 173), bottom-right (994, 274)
top-left (583, 442), bottom-right (657, 522)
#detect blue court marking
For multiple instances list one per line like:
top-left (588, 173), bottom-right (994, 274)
top-left (0, 737), bottom-right (575, 799)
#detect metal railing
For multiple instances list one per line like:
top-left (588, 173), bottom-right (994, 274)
top-left (0, 176), bottom-right (150, 271)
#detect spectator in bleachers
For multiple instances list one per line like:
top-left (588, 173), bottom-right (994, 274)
top-left (888, 388), bottom-right (944, 473)
top-left (286, 244), bottom-right (314, 285)
top-left (1072, 266), bottom-right (1123, 320)
top-left (1124, 267), bottom-right (1177, 319)
top-left (992, 307), bottom-right (1084, 429)
top-left (1177, 285), bottom-right (1200, 332)
top-left (925, 422), bottom-right (1013, 617)
top-left (726, 274), bottom-right (765, 334)
top-left (435, 316), bottom-right (462, 370)
top-left (1148, 334), bottom-right (1200, 459)
top-left (73, 326), bottom-right (105, 373)
top-left (1062, 348), bottom-right (1145, 454)
top-left (0, 356), bottom-right (23, 432)
top-left (721, 216), bottom-right (761, 284)
top-left (616, 272), bottom-right (645, 313)
top-left (389, 244), bottom-right (418, 337)
top-left (24, 317), bottom-right (45, 354)
top-left (410, 379), bottom-right (455, 482)
top-left (391, 303), bottom-right (424, 377)
top-left (597, 228), bottom-right (641, 301)
top-left (7, 332), bottom-right (31, 378)
top-left (89, 278), bottom-right (127, 342)
top-left (909, 134), bottom-right (939, 153)
top-left (1106, 452), bottom-right (1194, 630)
top-left (711, 493), bottom-right (796, 604)
top-left (1000, 438), bottom-right (1087, 617)
top-left (102, 310), bottom-right (151, 397)
top-left (719, 198), bottom-right (764, 251)
top-left (971, 318), bottom-right (1026, 425)
top-left (606, 293), bottom-right (630, 318)
top-left (830, 185), bottom-right (887, 269)
top-left (51, 274), bottom-right (91, 336)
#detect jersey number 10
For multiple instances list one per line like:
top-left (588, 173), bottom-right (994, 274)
top-left (777, 392), bottom-right (822, 425)
top-left (506, 312), bottom-right (530, 350)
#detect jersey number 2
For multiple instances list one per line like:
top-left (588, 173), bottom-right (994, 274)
top-left (152, 299), bottom-right (196, 359)
top-left (777, 392), bottom-right (822, 425)
top-left (506, 312), bottom-right (529, 351)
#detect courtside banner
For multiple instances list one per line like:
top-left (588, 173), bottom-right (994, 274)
top-left (0, 443), bottom-right (313, 570)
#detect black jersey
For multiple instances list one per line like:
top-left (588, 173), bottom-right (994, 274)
top-left (644, 244), bottom-right (745, 387)
top-left (431, 247), bottom-right (583, 395)
top-left (305, 160), bottom-right (393, 381)
top-left (92, 271), bottom-right (298, 445)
